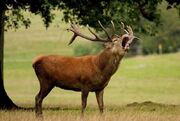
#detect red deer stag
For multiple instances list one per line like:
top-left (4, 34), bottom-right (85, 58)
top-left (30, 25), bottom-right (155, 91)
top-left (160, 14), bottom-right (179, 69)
top-left (33, 21), bottom-right (136, 116)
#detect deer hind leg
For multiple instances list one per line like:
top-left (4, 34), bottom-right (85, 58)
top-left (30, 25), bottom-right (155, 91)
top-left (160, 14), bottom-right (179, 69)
top-left (95, 89), bottom-right (104, 114)
top-left (35, 77), bottom-right (54, 117)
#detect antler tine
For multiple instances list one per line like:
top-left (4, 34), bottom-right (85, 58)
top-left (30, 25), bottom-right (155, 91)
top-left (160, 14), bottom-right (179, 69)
top-left (121, 22), bottom-right (129, 34)
top-left (126, 26), bottom-right (141, 41)
top-left (67, 22), bottom-right (78, 45)
top-left (119, 22), bottom-right (128, 35)
top-left (68, 33), bottom-right (77, 45)
top-left (68, 22), bottom-right (111, 45)
top-left (87, 26), bottom-right (110, 42)
top-left (111, 21), bottom-right (115, 36)
top-left (127, 25), bottom-right (133, 36)
top-left (87, 25), bottom-right (98, 38)
top-left (121, 25), bottom-right (134, 39)
top-left (124, 29), bottom-right (129, 34)
top-left (98, 20), bottom-right (112, 41)
top-left (120, 22), bottom-right (125, 29)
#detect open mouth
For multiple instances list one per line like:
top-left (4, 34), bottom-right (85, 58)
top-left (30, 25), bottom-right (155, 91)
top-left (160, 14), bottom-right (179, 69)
top-left (122, 38), bottom-right (130, 51)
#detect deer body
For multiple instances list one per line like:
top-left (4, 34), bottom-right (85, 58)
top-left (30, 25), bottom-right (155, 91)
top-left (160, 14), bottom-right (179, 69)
top-left (34, 21), bottom-right (136, 117)
top-left (33, 48), bottom-right (123, 92)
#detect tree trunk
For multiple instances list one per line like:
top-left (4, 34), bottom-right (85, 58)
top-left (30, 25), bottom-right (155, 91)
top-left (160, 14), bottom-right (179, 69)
top-left (0, 6), bottom-right (18, 109)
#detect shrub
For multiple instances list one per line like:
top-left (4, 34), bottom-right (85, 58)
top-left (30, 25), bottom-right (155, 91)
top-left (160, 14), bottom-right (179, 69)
top-left (73, 43), bottom-right (103, 56)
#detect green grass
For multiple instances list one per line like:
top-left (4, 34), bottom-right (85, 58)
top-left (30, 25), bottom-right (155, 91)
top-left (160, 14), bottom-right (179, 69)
top-left (2, 11), bottom-right (180, 121)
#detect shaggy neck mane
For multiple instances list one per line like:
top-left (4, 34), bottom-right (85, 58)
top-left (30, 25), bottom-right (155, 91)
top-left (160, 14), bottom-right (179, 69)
top-left (95, 48), bottom-right (124, 78)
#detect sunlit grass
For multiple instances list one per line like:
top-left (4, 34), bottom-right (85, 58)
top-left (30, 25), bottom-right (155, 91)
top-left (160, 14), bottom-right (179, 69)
top-left (1, 102), bottom-right (180, 121)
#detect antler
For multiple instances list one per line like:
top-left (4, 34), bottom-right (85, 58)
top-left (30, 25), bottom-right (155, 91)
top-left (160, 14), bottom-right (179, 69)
top-left (98, 21), bottom-right (112, 40)
top-left (111, 21), bottom-right (116, 36)
top-left (120, 22), bottom-right (129, 35)
top-left (126, 26), bottom-right (140, 45)
top-left (68, 21), bottom-right (113, 45)
top-left (123, 26), bottom-right (134, 41)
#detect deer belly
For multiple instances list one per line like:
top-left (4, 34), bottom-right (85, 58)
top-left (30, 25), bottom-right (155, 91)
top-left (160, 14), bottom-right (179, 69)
top-left (54, 76), bottom-right (82, 91)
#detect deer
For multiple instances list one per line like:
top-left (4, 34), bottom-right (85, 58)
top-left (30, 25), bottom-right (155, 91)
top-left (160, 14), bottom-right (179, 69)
top-left (33, 21), bottom-right (137, 117)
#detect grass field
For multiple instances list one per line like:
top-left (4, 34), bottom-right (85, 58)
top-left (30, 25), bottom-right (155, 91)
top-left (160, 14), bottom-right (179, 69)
top-left (1, 12), bottom-right (180, 121)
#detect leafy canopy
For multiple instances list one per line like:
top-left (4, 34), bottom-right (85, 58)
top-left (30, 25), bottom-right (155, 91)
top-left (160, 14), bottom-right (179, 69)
top-left (2, 0), bottom-right (180, 34)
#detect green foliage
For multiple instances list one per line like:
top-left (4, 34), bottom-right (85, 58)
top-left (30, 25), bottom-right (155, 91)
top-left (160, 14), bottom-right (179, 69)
top-left (142, 33), bottom-right (180, 55)
top-left (156, 34), bottom-right (179, 53)
top-left (73, 43), bottom-right (103, 56)
top-left (141, 36), bottom-right (157, 54)
top-left (74, 44), bottom-right (91, 56)
top-left (1, 0), bottom-right (179, 57)
top-left (3, 0), bottom-right (58, 29)
top-left (3, 0), bottom-right (180, 34)
top-left (61, 0), bottom-right (160, 34)
top-left (141, 2), bottom-right (180, 55)
top-left (5, 9), bottom-right (31, 30)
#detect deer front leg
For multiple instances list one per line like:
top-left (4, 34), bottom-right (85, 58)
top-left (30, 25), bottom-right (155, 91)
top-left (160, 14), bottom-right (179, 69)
top-left (81, 89), bottom-right (89, 115)
top-left (95, 89), bottom-right (104, 113)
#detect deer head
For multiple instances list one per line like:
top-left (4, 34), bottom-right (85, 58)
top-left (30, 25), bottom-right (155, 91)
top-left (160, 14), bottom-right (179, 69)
top-left (67, 21), bottom-right (137, 55)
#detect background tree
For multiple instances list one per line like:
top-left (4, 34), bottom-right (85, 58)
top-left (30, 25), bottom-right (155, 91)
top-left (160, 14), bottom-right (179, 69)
top-left (0, 0), bottom-right (56, 109)
top-left (0, 0), bottom-right (179, 109)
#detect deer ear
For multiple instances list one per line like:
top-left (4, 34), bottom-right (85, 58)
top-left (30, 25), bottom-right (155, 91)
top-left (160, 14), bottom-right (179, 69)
top-left (104, 42), bottom-right (113, 49)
